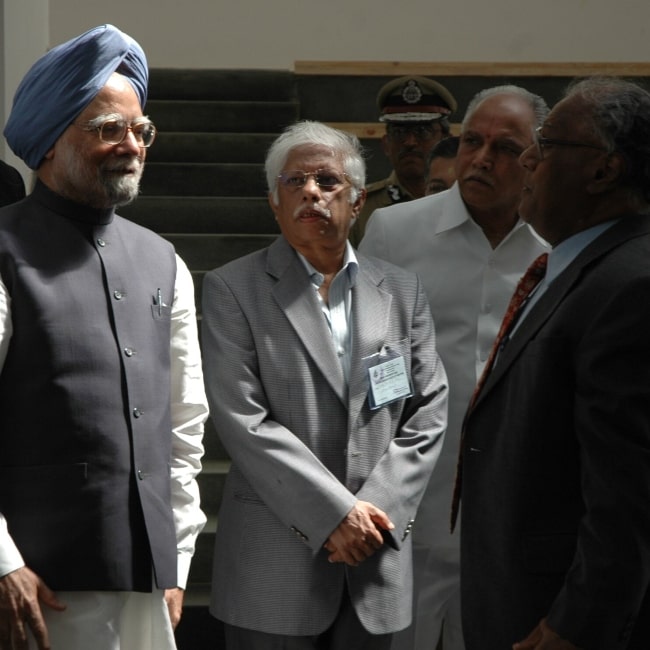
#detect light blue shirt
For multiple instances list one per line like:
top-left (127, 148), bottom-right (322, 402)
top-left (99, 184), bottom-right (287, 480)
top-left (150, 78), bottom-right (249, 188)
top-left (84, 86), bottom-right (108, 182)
top-left (516, 220), bottom-right (618, 329)
top-left (298, 242), bottom-right (359, 386)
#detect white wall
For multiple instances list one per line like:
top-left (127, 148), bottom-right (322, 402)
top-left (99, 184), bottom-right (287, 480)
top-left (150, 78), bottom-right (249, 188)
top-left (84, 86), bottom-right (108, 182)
top-left (1, 0), bottom-right (48, 177)
top-left (47, 0), bottom-right (650, 70)
top-left (2, 0), bottom-right (649, 182)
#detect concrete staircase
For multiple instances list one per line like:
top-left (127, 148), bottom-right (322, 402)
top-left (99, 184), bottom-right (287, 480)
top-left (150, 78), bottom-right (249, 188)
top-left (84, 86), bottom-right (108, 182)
top-left (120, 68), bottom-right (297, 648)
top-left (119, 67), bottom-right (400, 647)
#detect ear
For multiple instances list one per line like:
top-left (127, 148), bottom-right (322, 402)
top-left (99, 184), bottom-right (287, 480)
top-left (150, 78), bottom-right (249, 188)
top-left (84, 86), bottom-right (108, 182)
top-left (351, 187), bottom-right (367, 219)
top-left (587, 152), bottom-right (625, 195)
top-left (267, 192), bottom-right (280, 220)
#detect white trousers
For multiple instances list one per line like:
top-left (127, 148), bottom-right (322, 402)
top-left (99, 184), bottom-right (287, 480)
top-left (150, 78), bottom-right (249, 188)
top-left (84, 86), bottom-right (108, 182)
top-left (28, 590), bottom-right (176, 650)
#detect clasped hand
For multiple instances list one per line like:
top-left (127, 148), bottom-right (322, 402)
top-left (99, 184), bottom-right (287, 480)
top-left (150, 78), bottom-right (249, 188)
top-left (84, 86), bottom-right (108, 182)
top-left (323, 500), bottom-right (394, 566)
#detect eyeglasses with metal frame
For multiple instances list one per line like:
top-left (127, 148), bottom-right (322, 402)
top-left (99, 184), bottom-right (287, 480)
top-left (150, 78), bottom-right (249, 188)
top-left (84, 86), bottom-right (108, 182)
top-left (534, 125), bottom-right (609, 160)
top-left (78, 116), bottom-right (157, 148)
top-left (277, 169), bottom-right (349, 192)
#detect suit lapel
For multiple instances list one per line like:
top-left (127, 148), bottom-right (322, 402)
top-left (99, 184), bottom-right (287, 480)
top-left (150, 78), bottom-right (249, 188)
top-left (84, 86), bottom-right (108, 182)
top-left (475, 215), bottom-right (650, 408)
top-left (268, 237), bottom-right (347, 404)
top-left (348, 258), bottom-right (392, 425)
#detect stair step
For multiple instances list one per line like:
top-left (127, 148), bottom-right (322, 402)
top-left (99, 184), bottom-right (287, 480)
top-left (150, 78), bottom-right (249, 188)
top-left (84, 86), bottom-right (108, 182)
top-left (161, 233), bottom-right (278, 271)
top-left (187, 526), bottom-right (216, 591)
top-left (202, 418), bottom-right (230, 461)
top-left (150, 68), bottom-right (296, 102)
top-left (175, 602), bottom-right (225, 650)
top-left (147, 99), bottom-right (299, 133)
top-left (182, 584), bottom-right (212, 608)
top-left (148, 132), bottom-right (277, 163)
top-left (120, 197), bottom-right (278, 234)
top-left (141, 162), bottom-right (266, 197)
top-left (136, 72), bottom-right (296, 645)
top-left (198, 462), bottom-right (229, 516)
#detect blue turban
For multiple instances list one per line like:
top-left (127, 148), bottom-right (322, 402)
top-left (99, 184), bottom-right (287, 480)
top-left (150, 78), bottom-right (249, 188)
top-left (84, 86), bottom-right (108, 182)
top-left (4, 24), bottom-right (148, 170)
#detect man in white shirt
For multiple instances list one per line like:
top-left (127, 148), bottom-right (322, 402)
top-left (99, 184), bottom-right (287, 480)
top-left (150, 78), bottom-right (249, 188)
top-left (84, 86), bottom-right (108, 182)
top-left (360, 85), bottom-right (550, 650)
top-left (0, 25), bottom-right (207, 650)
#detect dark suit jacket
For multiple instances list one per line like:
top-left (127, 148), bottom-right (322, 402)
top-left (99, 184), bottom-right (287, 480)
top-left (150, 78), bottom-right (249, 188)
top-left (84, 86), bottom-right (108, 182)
top-left (0, 160), bottom-right (25, 207)
top-left (460, 215), bottom-right (650, 650)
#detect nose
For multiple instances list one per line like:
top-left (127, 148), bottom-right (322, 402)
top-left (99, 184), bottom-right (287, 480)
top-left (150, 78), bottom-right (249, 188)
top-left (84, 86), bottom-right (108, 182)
top-left (401, 131), bottom-right (420, 147)
top-left (519, 143), bottom-right (539, 171)
top-left (116, 128), bottom-right (142, 155)
top-left (301, 175), bottom-right (322, 199)
top-left (472, 144), bottom-right (493, 169)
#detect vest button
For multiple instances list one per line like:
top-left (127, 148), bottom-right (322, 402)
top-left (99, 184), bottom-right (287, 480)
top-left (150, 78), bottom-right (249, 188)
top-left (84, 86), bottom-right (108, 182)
top-left (124, 347), bottom-right (134, 357)
top-left (133, 408), bottom-right (142, 418)
top-left (113, 290), bottom-right (123, 300)
top-left (96, 238), bottom-right (106, 247)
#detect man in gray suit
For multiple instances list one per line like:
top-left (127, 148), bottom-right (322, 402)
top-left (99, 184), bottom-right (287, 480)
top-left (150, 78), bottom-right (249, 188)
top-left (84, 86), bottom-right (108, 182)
top-left (202, 120), bottom-right (448, 649)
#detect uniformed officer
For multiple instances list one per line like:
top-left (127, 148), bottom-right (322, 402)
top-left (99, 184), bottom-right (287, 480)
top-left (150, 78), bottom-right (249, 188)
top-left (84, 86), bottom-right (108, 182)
top-left (349, 76), bottom-right (457, 247)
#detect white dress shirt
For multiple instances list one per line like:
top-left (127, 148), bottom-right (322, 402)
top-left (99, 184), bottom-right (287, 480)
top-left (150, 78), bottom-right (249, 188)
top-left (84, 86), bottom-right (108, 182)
top-left (0, 253), bottom-right (208, 589)
top-left (360, 182), bottom-right (549, 649)
top-left (360, 182), bottom-right (549, 544)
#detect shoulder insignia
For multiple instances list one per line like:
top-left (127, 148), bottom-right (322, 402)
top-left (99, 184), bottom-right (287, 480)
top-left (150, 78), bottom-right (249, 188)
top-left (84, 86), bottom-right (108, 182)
top-left (387, 185), bottom-right (404, 203)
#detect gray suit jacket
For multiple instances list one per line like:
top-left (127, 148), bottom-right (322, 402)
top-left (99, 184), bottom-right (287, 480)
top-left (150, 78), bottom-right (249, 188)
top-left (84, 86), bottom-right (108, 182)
top-left (202, 236), bottom-right (447, 636)
top-left (461, 215), bottom-right (650, 650)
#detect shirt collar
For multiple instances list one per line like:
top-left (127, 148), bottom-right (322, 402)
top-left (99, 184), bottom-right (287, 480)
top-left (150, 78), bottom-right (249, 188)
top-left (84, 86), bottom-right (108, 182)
top-left (546, 220), bottom-right (618, 286)
top-left (297, 241), bottom-right (359, 288)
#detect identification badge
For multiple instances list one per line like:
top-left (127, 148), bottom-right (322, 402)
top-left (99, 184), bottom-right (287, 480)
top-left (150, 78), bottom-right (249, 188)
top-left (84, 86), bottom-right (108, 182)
top-left (367, 354), bottom-right (413, 410)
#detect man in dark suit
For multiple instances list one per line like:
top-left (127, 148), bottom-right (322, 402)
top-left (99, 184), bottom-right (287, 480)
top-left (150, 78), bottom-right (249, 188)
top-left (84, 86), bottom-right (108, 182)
top-left (457, 77), bottom-right (650, 650)
top-left (0, 159), bottom-right (25, 206)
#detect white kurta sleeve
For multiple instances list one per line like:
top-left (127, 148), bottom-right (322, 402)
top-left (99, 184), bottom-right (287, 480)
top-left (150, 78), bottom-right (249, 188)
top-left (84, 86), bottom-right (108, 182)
top-left (169, 254), bottom-right (209, 588)
top-left (0, 277), bottom-right (24, 577)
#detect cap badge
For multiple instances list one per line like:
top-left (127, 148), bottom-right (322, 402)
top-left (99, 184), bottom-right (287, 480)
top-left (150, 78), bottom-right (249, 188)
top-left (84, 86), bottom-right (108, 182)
top-left (402, 80), bottom-right (423, 105)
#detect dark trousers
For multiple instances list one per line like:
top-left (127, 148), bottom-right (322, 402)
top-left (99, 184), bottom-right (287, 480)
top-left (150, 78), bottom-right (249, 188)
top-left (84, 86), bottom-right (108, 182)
top-left (222, 587), bottom-right (393, 650)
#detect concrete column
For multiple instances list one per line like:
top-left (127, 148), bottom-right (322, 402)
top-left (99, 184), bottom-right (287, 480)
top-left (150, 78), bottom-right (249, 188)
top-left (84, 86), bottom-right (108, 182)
top-left (1, 0), bottom-right (49, 186)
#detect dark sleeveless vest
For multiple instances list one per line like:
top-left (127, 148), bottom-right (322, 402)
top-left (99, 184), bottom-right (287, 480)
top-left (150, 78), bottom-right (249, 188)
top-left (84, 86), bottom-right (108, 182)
top-left (0, 181), bottom-right (178, 591)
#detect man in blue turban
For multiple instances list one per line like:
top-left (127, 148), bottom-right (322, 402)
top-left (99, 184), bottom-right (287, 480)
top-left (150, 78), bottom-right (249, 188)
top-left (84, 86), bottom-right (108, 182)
top-left (4, 23), bottom-right (148, 170)
top-left (0, 25), bottom-right (208, 650)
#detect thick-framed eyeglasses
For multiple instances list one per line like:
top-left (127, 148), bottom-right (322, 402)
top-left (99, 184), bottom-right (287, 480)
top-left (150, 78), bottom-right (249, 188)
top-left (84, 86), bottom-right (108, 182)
top-left (535, 126), bottom-right (608, 160)
top-left (277, 169), bottom-right (349, 192)
top-left (78, 117), bottom-right (157, 148)
top-left (387, 123), bottom-right (441, 143)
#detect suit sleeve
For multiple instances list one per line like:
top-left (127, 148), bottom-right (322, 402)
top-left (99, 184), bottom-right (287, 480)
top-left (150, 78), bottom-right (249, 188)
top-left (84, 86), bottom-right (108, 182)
top-left (201, 269), bottom-right (357, 553)
top-left (354, 275), bottom-right (448, 549)
top-left (547, 275), bottom-right (650, 648)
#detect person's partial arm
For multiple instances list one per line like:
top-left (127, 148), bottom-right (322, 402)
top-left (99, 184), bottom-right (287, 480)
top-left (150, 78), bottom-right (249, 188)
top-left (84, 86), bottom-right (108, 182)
top-left (0, 280), bottom-right (23, 576)
top-left (201, 268), bottom-right (358, 553)
top-left (0, 280), bottom-right (66, 648)
top-left (166, 255), bottom-right (208, 626)
top-left (545, 276), bottom-right (650, 647)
